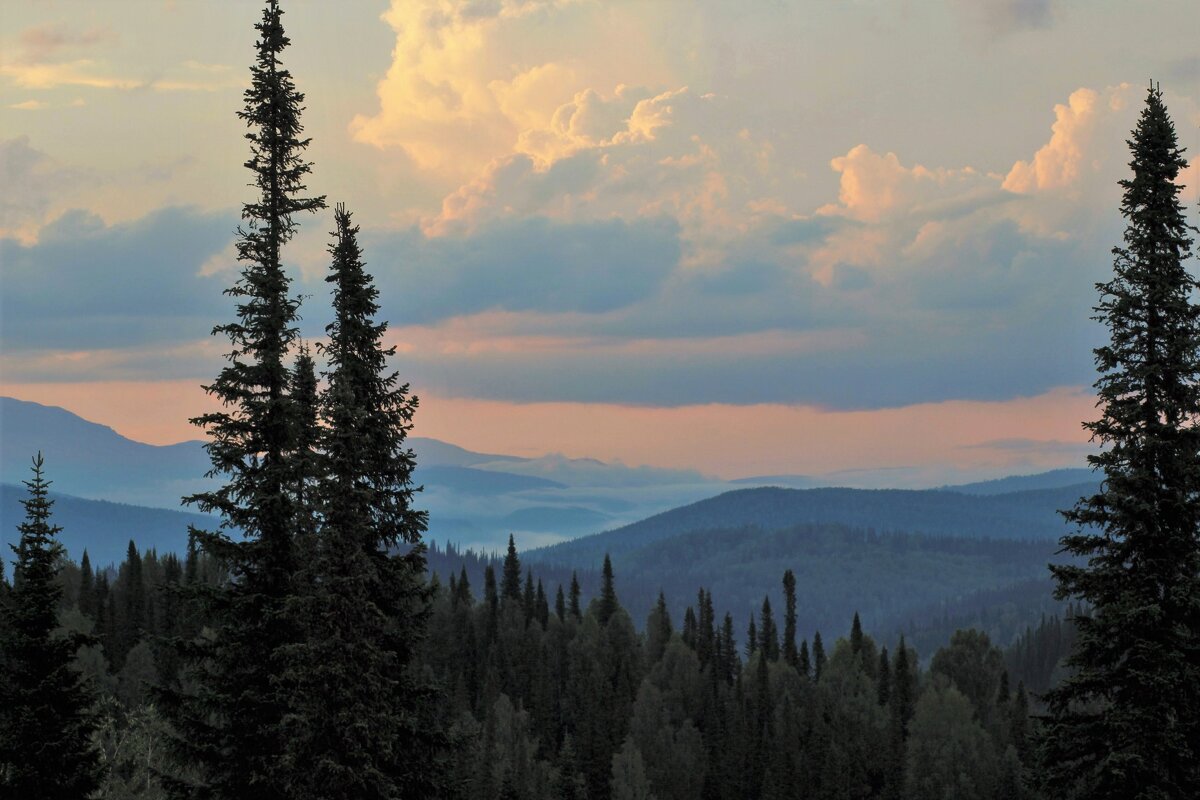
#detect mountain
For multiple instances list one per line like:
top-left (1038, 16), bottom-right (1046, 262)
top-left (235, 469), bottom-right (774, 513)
top-left (941, 468), bottom-right (1097, 495)
top-left (0, 483), bottom-right (213, 566)
top-left (0, 397), bottom-right (730, 550)
top-left (528, 483), bottom-right (1098, 568)
top-left (0, 397), bottom-right (213, 509)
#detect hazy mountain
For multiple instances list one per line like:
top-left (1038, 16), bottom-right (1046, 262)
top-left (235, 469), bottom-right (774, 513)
top-left (941, 468), bottom-right (1097, 495)
top-left (0, 397), bottom-right (213, 509)
top-left (0, 483), bottom-right (213, 566)
top-left (0, 397), bottom-right (728, 550)
top-left (529, 483), bottom-right (1098, 567)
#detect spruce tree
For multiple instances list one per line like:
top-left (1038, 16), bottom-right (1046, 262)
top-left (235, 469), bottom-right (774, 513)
top-left (781, 569), bottom-right (798, 668)
top-left (279, 203), bottom-right (445, 798)
top-left (597, 554), bottom-right (618, 625)
top-left (758, 596), bottom-right (779, 662)
top-left (78, 550), bottom-right (95, 619)
top-left (569, 571), bottom-right (582, 621)
top-left (1042, 84), bottom-right (1200, 799)
top-left (502, 535), bottom-right (522, 604)
top-left (0, 454), bottom-right (103, 797)
top-left (164, 1), bottom-right (325, 795)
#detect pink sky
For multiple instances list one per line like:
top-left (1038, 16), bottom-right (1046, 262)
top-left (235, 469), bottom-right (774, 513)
top-left (0, 380), bottom-right (1097, 483)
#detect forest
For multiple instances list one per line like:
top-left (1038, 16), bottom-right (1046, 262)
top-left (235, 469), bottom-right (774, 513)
top-left (5, 530), bottom-right (1074, 799)
top-left (2, 1), bottom-right (1199, 799)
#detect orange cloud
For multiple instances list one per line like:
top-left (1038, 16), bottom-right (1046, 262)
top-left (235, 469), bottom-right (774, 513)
top-left (1003, 84), bottom-right (1133, 194)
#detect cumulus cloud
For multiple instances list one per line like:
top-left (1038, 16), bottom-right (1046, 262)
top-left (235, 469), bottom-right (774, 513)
top-left (1003, 84), bottom-right (1133, 195)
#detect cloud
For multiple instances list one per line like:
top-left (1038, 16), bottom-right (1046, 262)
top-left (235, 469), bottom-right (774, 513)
top-left (0, 207), bottom-right (237, 351)
top-left (363, 215), bottom-right (682, 324)
top-left (823, 144), bottom-right (998, 224)
top-left (1003, 85), bottom-right (1133, 195)
top-left (0, 136), bottom-right (83, 244)
top-left (955, 0), bottom-right (1056, 37)
top-left (16, 24), bottom-right (116, 63)
top-left (349, 0), bottom-right (675, 177)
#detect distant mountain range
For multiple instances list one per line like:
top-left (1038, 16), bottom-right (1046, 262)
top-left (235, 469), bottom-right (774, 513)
top-left (1, 396), bottom-right (1095, 646)
top-left (1, 395), bottom-right (1095, 561)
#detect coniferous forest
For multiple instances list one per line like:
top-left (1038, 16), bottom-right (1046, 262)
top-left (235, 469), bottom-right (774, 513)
top-left (2, 2), bottom-right (1199, 799)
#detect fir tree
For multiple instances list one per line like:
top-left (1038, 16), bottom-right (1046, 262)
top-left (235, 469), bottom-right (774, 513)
top-left (645, 591), bottom-right (673, 665)
top-left (758, 596), bottom-right (779, 662)
top-left (163, 1), bottom-right (326, 795)
top-left (277, 203), bottom-right (446, 797)
top-left (556, 584), bottom-right (567, 621)
top-left (120, 539), bottom-right (145, 659)
top-left (812, 631), bottom-right (826, 682)
top-left (0, 454), bottom-right (103, 797)
top-left (503, 535), bottom-right (522, 604)
top-left (597, 554), bottom-right (618, 625)
top-left (289, 344), bottom-right (322, 552)
top-left (877, 647), bottom-right (891, 707)
top-left (849, 612), bottom-right (864, 656)
top-left (1043, 84), bottom-right (1200, 800)
top-left (781, 569), bottom-right (798, 668)
top-left (569, 571), bottom-right (583, 621)
top-left (78, 550), bottom-right (95, 619)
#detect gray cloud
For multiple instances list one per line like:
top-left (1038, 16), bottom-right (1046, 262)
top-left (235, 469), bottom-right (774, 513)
top-left (358, 215), bottom-right (682, 325)
top-left (0, 207), bottom-right (236, 350)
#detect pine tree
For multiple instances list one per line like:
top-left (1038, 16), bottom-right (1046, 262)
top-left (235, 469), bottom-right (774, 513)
top-left (78, 549), bottom-right (95, 619)
top-left (120, 539), bottom-right (145, 659)
top-left (502, 535), bottom-right (522, 604)
top-left (163, 1), bottom-right (325, 795)
top-left (877, 647), bottom-right (891, 707)
top-left (569, 571), bottom-right (583, 621)
top-left (781, 569), bottom-right (798, 668)
top-left (758, 596), bottom-right (779, 662)
top-left (812, 631), bottom-right (826, 682)
top-left (1042, 84), bottom-right (1200, 799)
top-left (597, 554), bottom-right (618, 625)
top-left (0, 454), bottom-right (103, 797)
top-left (646, 591), bottom-right (673, 665)
top-left (849, 612), bottom-right (864, 656)
top-left (279, 203), bottom-right (445, 798)
top-left (289, 344), bottom-right (322, 553)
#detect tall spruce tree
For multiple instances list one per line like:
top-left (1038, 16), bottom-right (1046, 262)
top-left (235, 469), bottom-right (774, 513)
top-left (1042, 83), bottom-right (1200, 799)
top-left (0, 454), bottom-right (103, 797)
top-left (781, 569), bottom-right (798, 668)
top-left (164, 1), bottom-right (325, 795)
top-left (279, 204), bottom-right (445, 797)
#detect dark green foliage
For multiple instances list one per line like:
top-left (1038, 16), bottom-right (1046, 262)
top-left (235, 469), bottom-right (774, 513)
top-left (0, 455), bottom-right (102, 797)
top-left (164, 0), bottom-right (325, 795)
top-left (1043, 84), bottom-right (1200, 800)
top-left (757, 596), bottom-right (779, 662)
top-left (278, 203), bottom-right (445, 798)
top-left (503, 534), bottom-right (523, 603)
top-left (597, 554), bottom-right (618, 626)
top-left (930, 629), bottom-right (1006, 726)
top-left (531, 521), bottom-right (1063, 650)
top-left (781, 569), bottom-right (798, 668)
top-left (812, 631), bottom-right (826, 682)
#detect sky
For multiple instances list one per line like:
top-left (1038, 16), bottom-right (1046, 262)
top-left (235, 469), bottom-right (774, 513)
top-left (2, 0), bottom-right (1199, 484)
